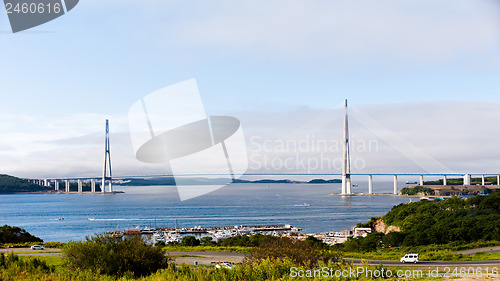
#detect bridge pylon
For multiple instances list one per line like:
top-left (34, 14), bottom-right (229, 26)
top-left (341, 99), bottom-right (352, 195)
top-left (102, 119), bottom-right (112, 193)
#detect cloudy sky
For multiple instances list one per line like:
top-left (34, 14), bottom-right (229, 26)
top-left (1, 0), bottom-right (500, 179)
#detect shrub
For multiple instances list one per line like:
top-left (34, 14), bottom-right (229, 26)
top-left (180, 235), bottom-right (200, 246)
top-left (246, 236), bottom-right (340, 268)
top-left (0, 253), bottom-right (53, 274)
top-left (199, 236), bottom-right (216, 246)
top-left (63, 233), bottom-right (169, 278)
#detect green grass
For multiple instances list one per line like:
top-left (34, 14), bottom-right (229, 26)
top-left (24, 256), bottom-right (65, 268)
top-left (341, 240), bottom-right (500, 261)
top-left (470, 252), bottom-right (500, 260)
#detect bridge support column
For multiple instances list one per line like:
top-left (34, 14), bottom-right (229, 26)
top-left (464, 174), bottom-right (471, 185)
top-left (78, 179), bottom-right (83, 193)
top-left (65, 180), bottom-right (70, 192)
top-left (497, 175), bottom-right (500, 185)
top-left (443, 175), bottom-right (447, 186)
top-left (91, 179), bottom-right (96, 193)
top-left (482, 175), bottom-right (485, 185)
top-left (54, 180), bottom-right (59, 191)
top-left (393, 175), bottom-right (398, 195)
top-left (420, 175), bottom-right (424, 186)
top-left (44, 179), bottom-right (48, 186)
top-left (368, 175), bottom-right (373, 194)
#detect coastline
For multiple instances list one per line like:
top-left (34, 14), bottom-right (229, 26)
top-left (329, 193), bottom-right (420, 197)
top-left (0, 190), bottom-right (124, 195)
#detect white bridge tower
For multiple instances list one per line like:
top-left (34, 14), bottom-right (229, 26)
top-left (102, 119), bottom-right (112, 193)
top-left (341, 99), bottom-right (352, 195)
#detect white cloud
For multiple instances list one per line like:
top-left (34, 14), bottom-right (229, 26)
top-left (159, 0), bottom-right (500, 63)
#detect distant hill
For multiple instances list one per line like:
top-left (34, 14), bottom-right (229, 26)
top-left (0, 225), bottom-right (43, 243)
top-left (114, 177), bottom-right (341, 186)
top-left (0, 174), bottom-right (51, 193)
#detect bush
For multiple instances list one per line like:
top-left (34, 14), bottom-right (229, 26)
top-left (246, 236), bottom-right (340, 268)
top-left (180, 236), bottom-right (200, 246)
top-left (199, 236), bottom-right (216, 246)
top-left (0, 253), bottom-right (53, 274)
top-left (400, 186), bottom-right (434, 195)
top-left (64, 233), bottom-right (169, 278)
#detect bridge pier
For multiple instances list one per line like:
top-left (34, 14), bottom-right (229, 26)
top-left (420, 175), bottom-right (424, 186)
top-left (393, 175), bottom-right (398, 195)
top-left (497, 175), bottom-right (499, 185)
top-left (443, 175), bottom-right (447, 186)
top-left (54, 180), bottom-right (59, 191)
top-left (65, 180), bottom-right (70, 193)
top-left (91, 179), bottom-right (96, 193)
top-left (464, 174), bottom-right (471, 185)
top-left (78, 179), bottom-right (83, 193)
top-left (482, 175), bottom-right (485, 185)
top-left (368, 175), bottom-right (373, 194)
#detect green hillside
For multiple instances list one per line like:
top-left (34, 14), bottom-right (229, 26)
top-left (0, 174), bottom-right (51, 193)
top-left (342, 191), bottom-right (500, 252)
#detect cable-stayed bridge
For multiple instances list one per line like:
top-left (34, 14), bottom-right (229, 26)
top-left (28, 172), bottom-right (500, 195)
top-left (26, 102), bottom-right (500, 195)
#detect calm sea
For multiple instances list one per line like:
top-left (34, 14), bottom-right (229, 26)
top-left (0, 183), bottom-right (415, 242)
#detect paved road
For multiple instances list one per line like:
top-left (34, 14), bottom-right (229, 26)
top-left (0, 247), bottom-right (63, 257)
top-left (165, 251), bottom-right (249, 266)
top-left (456, 246), bottom-right (500, 256)
top-left (347, 258), bottom-right (500, 267)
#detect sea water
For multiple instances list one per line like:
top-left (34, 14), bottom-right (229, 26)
top-left (0, 183), bottom-right (415, 242)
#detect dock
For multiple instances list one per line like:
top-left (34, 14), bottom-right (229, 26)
top-left (108, 224), bottom-right (301, 236)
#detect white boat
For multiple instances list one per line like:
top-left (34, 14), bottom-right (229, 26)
top-left (294, 203), bottom-right (310, 207)
top-left (164, 231), bottom-right (182, 243)
top-left (88, 218), bottom-right (95, 221)
top-left (153, 231), bottom-right (165, 242)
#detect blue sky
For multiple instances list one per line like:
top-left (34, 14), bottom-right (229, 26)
top-left (1, 0), bottom-right (500, 178)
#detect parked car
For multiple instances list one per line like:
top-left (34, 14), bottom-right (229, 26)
top-left (400, 253), bottom-right (419, 263)
top-left (215, 262), bottom-right (233, 269)
top-left (30, 245), bottom-right (44, 250)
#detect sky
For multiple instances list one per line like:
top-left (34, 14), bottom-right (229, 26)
top-left (1, 0), bottom-right (500, 179)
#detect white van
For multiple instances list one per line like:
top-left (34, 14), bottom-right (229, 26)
top-left (400, 254), bottom-right (419, 263)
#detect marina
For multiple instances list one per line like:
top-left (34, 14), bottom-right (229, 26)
top-left (107, 223), bottom-right (374, 246)
top-left (109, 224), bottom-right (302, 243)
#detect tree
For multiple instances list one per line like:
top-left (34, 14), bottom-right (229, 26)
top-left (246, 237), bottom-right (340, 268)
top-left (180, 236), bottom-right (200, 247)
top-left (200, 236), bottom-right (215, 246)
top-left (0, 225), bottom-right (43, 244)
top-left (64, 234), bottom-right (169, 278)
